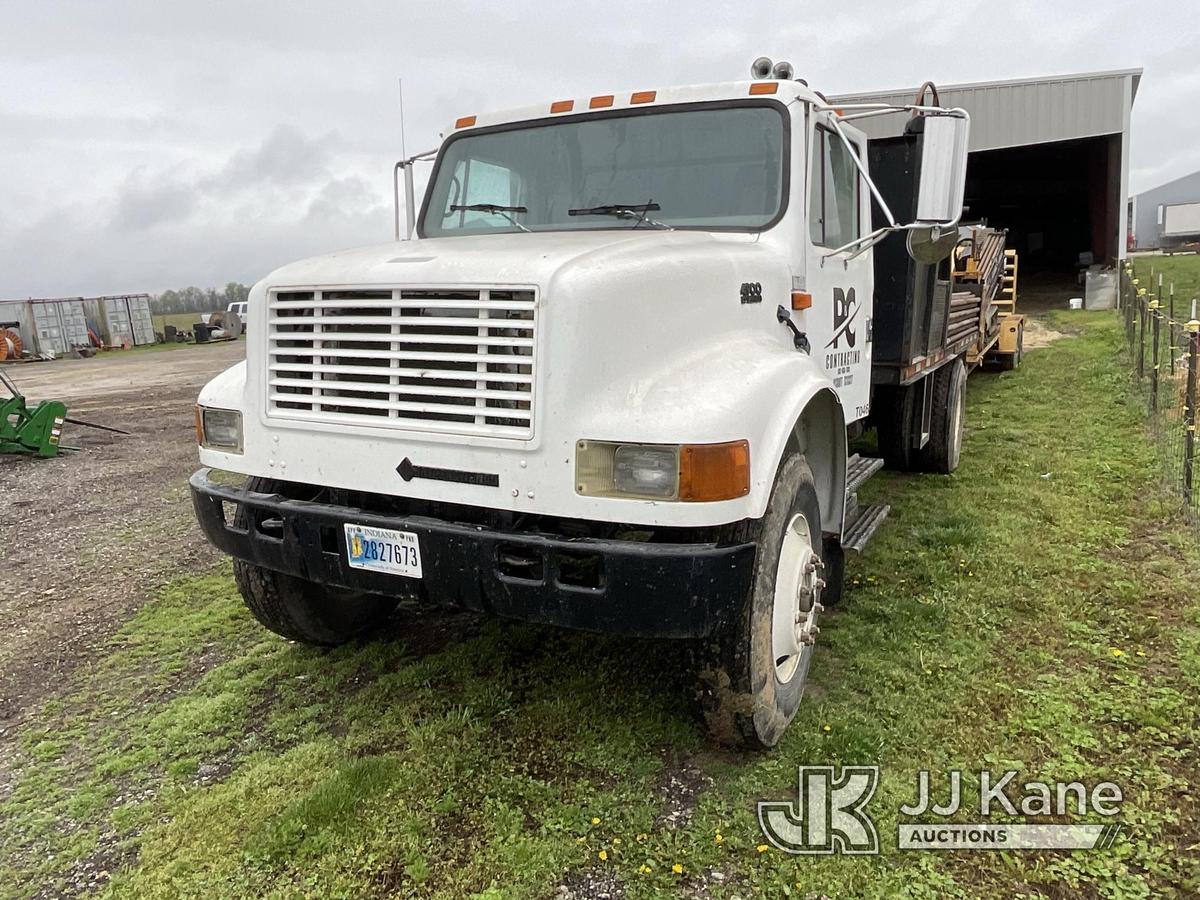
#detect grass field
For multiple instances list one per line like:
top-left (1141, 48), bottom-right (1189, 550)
top-left (152, 312), bottom-right (220, 334)
top-left (1131, 255), bottom-right (1200, 313)
top-left (2, 312), bottom-right (1198, 898)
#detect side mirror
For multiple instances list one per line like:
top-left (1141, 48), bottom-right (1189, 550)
top-left (915, 115), bottom-right (970, 226)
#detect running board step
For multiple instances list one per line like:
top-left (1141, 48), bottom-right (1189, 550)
top-left (842, 503), bottom-right (890, 553)
top-left (846, 453), bottom-right (884, 495)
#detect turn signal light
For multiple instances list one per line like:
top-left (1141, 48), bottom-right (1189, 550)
top-left (679, 441), bottom-right (751, 502)
top-left (791, 290), bottom-right (813, 310)
top-left (455, 115), bottom-right (476, 129)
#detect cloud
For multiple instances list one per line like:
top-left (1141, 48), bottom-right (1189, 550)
top-left (0, 0), bottom-right (1195, 295)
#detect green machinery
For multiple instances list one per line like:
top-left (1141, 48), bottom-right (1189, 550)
top-left (1, 368), bottom-right (67, 457)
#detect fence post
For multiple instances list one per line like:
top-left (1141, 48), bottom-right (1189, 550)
top-left (1150, 299), bottom-right (1161, 411)
top-left (1137, 288), bottom-right (1147, 378)
top-left (1169, 283), bottom-right (1176, 375)
top-left (1186, 317), bottom-right (1199, 505)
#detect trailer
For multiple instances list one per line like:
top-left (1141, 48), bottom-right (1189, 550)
top-left (190, 62), bottom-right (978, 748)
top-left (1162, 200), bottom-right (1200, 252)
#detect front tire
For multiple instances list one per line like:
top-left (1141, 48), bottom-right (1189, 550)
top-left (232, 478), bottom-right (397, 645)
top-left (699, 453), bottom-right (826, 749)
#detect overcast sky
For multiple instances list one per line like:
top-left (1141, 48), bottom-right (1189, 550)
top-left (2, 1), bottom-right (1195, 297)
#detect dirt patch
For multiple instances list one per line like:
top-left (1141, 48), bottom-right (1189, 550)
top-left (0, 342), bottom-right (245, 733)
top-left (555, 870), bottom-right (625, 899)
top-left (1022, 318), bottom-right (1070, 351)
top-left (654, 758), bottom-right (714, 830)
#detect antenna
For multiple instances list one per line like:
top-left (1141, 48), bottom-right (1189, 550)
top-left (398, 77), bottom-right (408, 161)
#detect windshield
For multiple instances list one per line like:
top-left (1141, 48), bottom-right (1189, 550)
top-left (420, 103), bottom-right (787, 237)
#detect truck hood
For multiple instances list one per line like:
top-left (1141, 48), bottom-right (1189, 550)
top-left (261, 230), bottom-right (763, 294)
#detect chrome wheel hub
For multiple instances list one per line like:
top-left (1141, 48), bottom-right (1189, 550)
top-left (772, 513), bottom-right (824, 684)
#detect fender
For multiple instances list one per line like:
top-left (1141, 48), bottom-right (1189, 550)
top-left (198, 360), bottom-right (247, 411)
top-left (752, 372), bottom-right (847, 538)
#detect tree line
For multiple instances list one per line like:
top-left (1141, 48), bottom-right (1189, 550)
top-left (152, 282), bottom-right (251, 315)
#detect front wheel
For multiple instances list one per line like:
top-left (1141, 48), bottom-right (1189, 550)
top-left (233, 563), bottom-right (397, 645)
top-left (232, 478), bottom-right (397, 645)
top-left (699, 453), bottom-right (826, 749)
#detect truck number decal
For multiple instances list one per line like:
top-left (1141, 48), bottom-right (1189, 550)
top-left (740, 282), bottom-right (763, 304)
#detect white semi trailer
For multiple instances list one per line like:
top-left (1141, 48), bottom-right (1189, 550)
top-left (1163, 200), bottom-right (1200, 250)
top-left (191, 61), bottom-right (972, 747)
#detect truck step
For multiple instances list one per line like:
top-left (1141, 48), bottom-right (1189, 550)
top-left (845, 453), bottom-right (884, 495)
top-left (842, 503), bottom-right (890, 553)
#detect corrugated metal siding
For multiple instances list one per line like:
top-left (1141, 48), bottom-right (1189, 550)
top-left (99, 296), bottom-right (156, 347)
top-left (30, 300), bottom-right (90, 355)
top-left (831, 71), bottom-right (1137, 153)
top-left (0, 300), bottom-right (36, 353)
top-left (1133, 170), bottom-right (1200, 248)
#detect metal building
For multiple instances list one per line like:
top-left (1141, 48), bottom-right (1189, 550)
top-left (1130, 169), bottom-right (1200, 250)
top-left (831, 68), bottom-right (1142, 273)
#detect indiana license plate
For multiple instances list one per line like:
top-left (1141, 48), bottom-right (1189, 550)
top-left (344, 523), bottom-right (423, 579)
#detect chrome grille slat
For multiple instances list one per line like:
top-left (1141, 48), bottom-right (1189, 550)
top-left (267, 286), bottom-right (536, 438)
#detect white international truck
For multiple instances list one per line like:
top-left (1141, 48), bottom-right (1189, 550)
top-left (191, 61), bottom-right (973, 747)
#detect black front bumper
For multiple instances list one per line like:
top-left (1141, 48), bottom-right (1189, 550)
top-left (190, 469), bottom-right (756, 638)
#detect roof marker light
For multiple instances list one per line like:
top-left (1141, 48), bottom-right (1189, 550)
top-left (455, 115), bottom-right (476, 128)
top-left (550, 100), bottom-right (574, 113)
top-left (589, 95), bottom-right (614, 109)
top-left (631, 90), bottom-right (656, 104)
top-left (749, 82), bottom-right (779, 95)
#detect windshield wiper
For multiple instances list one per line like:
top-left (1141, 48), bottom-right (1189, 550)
top-left (449, 203), bottom-right (531, 232)
top-left (567, 201), bottom-right (673, 230)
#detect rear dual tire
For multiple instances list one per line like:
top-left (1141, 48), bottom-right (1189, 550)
top-left (876, 358), bottom-right (967, 475)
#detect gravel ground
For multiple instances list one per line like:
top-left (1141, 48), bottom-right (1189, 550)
top-left (0, 341), bottom-right (245, 732)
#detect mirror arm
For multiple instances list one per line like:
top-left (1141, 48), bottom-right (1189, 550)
top-left (816, 103), bottom-right (971, 261)
top-left (393, 149), bottom-right (439, 241)
top-left (823, 114), bottom-right (898, 229)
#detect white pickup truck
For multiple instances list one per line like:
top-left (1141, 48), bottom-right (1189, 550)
top-left (191, 62), bottom-right (971, 747)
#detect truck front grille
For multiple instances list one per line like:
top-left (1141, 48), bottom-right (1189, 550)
top-left (267, 287), bottom-right (536, 439)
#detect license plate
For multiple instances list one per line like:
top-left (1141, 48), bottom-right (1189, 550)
top-left (344, 523), bottom-right (423, 579)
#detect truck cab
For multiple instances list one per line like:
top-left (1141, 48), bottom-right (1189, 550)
top-left (191, 68), bottom-right (969, 747)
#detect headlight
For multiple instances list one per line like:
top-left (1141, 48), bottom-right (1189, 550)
top-left (576, 440), bottom-right (749, 502)
top-left (197, 406), bottom-right (243, 452)
top-left (614, 445), bottom-right (679, 498)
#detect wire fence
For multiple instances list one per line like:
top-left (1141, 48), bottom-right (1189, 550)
top-left (1120, 261), bottom-right (1200, 536)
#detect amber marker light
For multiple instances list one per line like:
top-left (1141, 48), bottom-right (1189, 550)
top-left (589, 94), bottom-right (614, 109)
top-left (631, 91), bottom-right (657, 104)
top-left (749, 82), bottom-right (779, 95)
top-left (550, 100), bottom-right (574, 113)
top-left (454, 115), bottom-right (476, 128)
top-left (679, 441), bottom-right (751, 501)
top-left (791, 291), bottom-right (813, 310)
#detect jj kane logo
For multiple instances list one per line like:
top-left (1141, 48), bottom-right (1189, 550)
top-left (759, 767), bottom-right (1125, 855)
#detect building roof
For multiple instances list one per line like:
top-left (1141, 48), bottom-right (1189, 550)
top-left (1134, 167), bottom-right (1200, 201)
top-left (830, 68), bottom-right (1142, 153)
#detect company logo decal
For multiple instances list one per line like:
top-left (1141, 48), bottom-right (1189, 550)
top-left (826, 287), bottom-right (859, 349)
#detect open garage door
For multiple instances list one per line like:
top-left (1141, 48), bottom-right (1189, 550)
top-left (963, 135), bottom-right (1121, 274)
